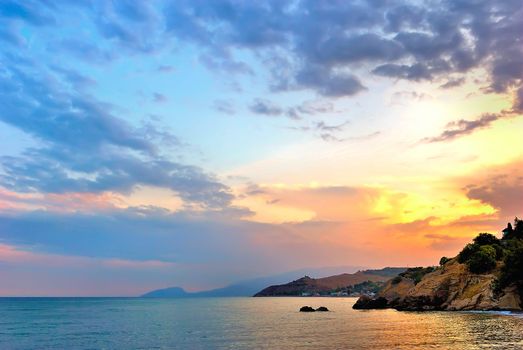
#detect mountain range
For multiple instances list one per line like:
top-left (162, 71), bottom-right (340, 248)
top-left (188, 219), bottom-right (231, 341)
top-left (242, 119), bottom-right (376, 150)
top-left (141, 265), bottom-right (366, 298)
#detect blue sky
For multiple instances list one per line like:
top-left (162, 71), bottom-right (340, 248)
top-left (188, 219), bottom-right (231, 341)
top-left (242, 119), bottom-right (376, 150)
top-left (0, 0), bottom-right (521, 295)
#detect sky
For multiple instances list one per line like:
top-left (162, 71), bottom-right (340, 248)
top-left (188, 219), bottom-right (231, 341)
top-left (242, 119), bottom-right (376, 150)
top-left (0, 0), bottom-right (521, 296)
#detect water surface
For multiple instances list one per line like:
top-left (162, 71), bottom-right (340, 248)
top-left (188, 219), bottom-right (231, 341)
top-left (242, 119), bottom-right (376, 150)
top-left (1, 297), bottom-right (522, 349)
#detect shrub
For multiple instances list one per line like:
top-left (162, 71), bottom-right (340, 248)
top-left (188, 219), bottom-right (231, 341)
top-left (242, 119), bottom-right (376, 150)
top-left (473, 233), bottom-right (500, 246)
top-left (399, 267), bottom-right (435, 284)
top-left (466, 245), bottom-right (497, 274)
top-left (498, 240), bottom-right (523, 289)
top-left (439, 256), bottom-right (450, 266)
top-left (491, 244), bottom-right (505, 260)
top-left (391, 276), bottom-right (402, 285)
top-left (458, 243), bottom-right (480, 263)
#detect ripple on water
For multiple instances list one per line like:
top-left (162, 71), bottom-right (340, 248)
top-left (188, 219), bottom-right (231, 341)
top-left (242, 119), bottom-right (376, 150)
top-left (0, 297), bottom-right (523, 349)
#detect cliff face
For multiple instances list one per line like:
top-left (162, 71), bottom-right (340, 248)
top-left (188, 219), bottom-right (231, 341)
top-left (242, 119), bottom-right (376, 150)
top-left (354, 259), bottom-right (522, 311)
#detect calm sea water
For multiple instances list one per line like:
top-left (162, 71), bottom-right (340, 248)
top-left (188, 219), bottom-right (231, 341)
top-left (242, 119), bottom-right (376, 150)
top-left (1, 297), bottom-right (523, 349)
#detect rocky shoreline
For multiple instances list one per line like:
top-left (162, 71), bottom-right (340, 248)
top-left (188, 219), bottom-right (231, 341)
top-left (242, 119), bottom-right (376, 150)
top-left (353, 221), bottom-right (523, 312)
top-left (353, 259), bottom-right (522, 311)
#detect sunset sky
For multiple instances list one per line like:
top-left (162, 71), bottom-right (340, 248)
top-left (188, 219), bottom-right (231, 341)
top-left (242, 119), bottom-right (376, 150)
top-left (0, 0), bottom-right (522, 296)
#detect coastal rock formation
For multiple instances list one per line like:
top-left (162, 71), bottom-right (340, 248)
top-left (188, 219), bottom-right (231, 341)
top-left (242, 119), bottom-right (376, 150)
top-left (299, 306), bottom-right (330, 312)
top-left (354, 259), bottom-right (522, 311)
top-left (353, 296), bottom-right (388, 309)
top-left (354, 221), bottom-right (523, 312)
top-left (300, 306), bottom-right (315, 312)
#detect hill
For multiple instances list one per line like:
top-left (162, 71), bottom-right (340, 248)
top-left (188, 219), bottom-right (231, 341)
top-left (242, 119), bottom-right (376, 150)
top-left (141, 265), bottom-right (364, 298)
top-left (354, 218), bottom-right (523, 311)
top-left (253, 267), bottom-right (406, 297)
top-left (142, 287), bottom-right (188, 298)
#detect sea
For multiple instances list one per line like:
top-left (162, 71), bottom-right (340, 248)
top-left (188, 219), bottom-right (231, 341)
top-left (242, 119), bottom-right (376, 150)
top-left (1, 297), bottom-right (523, 349)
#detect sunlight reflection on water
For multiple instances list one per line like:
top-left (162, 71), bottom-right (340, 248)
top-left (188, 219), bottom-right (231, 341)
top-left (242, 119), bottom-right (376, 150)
top-left (1, 297), bottom-right (522, 349)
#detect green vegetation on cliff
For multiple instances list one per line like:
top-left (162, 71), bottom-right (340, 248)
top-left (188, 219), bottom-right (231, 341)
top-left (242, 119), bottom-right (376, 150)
top-left (355, 218), bottom-right (523, 311)
top-left (454, 218), bottom-right (523, 287)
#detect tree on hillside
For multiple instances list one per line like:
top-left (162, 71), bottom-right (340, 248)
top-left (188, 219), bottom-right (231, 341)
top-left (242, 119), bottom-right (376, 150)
top-left (467, 245), bottom-right (497, 274)
top-left (474, 233), bottom-right (499, 246)
top-left (439, 256), bottom-right (450, 266)
top-left (503, 217), bottom-right (523, 240)
top-left (458, 243), bottom-right (480, 263)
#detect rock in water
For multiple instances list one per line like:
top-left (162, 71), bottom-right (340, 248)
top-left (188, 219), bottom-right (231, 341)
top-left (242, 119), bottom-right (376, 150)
top-left (316, 306), bottom-right (329, 311)
top-left (353, 296), bottom-right (389, 309)
top-left (299, 306), bottom-right (315, 312)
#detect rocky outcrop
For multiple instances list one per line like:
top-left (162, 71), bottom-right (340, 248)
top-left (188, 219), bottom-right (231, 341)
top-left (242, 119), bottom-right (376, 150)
top-left (353, 259), bottom-right (522, 311)
top-left (299, 306), bottom-right (330, 312)
top-left (299, 306), bottom-right (315, 312)
top-left (353, 296), bottom-right (388, 309)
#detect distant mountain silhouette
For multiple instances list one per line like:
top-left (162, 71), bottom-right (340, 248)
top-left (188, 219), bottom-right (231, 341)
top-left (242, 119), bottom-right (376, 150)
top-left (140, 265), bottom-right (365, 298)
top-left (142, 287), bottom-right (188, 298)
top-left (254, 267), bottom-right (407, 296)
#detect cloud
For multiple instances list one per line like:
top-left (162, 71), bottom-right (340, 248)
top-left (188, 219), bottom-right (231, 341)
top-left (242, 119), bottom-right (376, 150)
top-left (390, 90), bottom-right (432, 106)
top-left (422, 113), bottom-right (505, 143)
top-left (0, 54), bottom-right (234, 210)
top-left (346, 131), bottom-right (381, 142)
top-left (289, 120), bottom-right (352, 142)
top-left (440, 77), bottom-right (465, 89)
top-left (373, 63), bottom-right (432, 81)
top-left (424, 233), bottom-right (469, 251)
top-left (50, 66), bottom-right (97, 89)
top-left (249, 99), bottom-right (284, 116)
top-left (153, 92), bottom-right (168, 103)
top-left (306, 33), bottom-right (405, 65)
top-left (462, 160), bottom-right (523, 219)
top-left (156, 65), bottom-right (175, 73)
top-left (295, 100), bottom-right (334, 115)
top-left (213, 100), bottom-right (236, 115)
top-left (0, 205), bottom-right (374, 292)
top-left (0, 0), bottom-right (54, 26)
top-left (250, 99), bottom-right (337, 120)
top-left (57, 39), bottom-right (114, 64)
top-left (294, 65), bottom-right (366, 97)
top-left (3, 0), bottom-right (520, 100)
top-left (0, 242), bottom-right (185, 296)
top-left (314, 121), bottom-right (349, 133)
top-left (514, 86), bottom-right (523, 113)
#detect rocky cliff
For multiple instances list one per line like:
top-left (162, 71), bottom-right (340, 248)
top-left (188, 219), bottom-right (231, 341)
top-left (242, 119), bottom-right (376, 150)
top-left (354, 220), bottom-right (523, 311)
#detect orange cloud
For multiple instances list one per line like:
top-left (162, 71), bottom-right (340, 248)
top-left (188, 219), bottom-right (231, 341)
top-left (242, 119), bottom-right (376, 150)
top-left (234, 158), bottom-right (521, 267)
